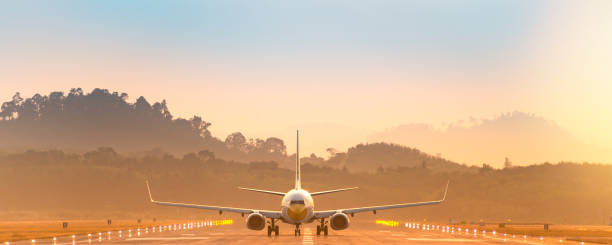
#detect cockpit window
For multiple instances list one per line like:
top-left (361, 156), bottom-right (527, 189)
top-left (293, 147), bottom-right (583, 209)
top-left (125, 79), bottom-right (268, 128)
top-left (290, 200), bottom-right (305, 204)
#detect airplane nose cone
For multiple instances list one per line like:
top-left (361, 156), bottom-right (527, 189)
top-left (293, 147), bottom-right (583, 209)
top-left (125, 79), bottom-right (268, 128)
top-left (288, 204), bottom-right (307, 221)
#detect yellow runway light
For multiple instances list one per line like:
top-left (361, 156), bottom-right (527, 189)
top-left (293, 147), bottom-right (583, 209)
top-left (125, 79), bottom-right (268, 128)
top-left (375, 220), bottom-right (399, 227)
top-left (212, 219), bottom-right (234, 225)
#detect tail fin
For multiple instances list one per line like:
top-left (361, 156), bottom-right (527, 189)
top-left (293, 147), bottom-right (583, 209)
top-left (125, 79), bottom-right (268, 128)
top-left (295, 130), bottom-right (301, 189)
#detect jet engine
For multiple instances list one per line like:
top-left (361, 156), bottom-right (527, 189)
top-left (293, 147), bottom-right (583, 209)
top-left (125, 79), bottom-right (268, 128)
top-left (246, 213), bottom-right (266, 230)
top-left (330, 213), bottom-right (350, 230)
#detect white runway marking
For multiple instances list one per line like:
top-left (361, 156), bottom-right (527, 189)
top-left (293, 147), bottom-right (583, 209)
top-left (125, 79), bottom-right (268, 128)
top-left (126, 236), bottom-right (210, 241)
top-left (181, 233), bottom-right (196, 236)
top-left (405, 238), bottom-right (484, 242)
top-left (302, 227), bottom-right (314, 245)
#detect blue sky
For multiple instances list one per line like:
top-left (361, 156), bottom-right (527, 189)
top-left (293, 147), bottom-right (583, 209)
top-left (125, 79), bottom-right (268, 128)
top-left (1, 1), bottom-right (611, 162)
top-left (1, 0), bottom-right (543, 74)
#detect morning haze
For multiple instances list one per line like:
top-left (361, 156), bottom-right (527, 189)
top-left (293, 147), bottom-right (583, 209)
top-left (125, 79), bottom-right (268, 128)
top-left (1, 1), bottom-right (612, 164)
top-left (1, 1), bottom-right (612, 243)
top-left (0, 89), bottom-right (611, 225)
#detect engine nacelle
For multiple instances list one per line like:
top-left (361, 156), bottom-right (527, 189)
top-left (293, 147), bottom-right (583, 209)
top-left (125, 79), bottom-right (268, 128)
top-left (246, 213), bottom-right (266, 230)
top-left (330, 213), bottom-right (350, 230)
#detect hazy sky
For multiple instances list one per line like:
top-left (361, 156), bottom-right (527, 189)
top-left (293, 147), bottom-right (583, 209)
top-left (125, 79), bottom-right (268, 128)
top-left (1, 1), bottom-right (611, 160)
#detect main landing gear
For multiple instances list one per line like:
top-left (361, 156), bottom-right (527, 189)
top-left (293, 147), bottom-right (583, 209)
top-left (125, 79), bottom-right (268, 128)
top-left (267, 218), bottom-right (279, 237)
top-left (294, 223), bottom-right (301, 236)
top-left (316, 218), bottom-right (329, 236)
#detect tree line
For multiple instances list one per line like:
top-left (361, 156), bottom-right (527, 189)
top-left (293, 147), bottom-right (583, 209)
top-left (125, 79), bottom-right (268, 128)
top-left (0, 88), bottom-right (468, 172)
top-left (0, 89), bottom-right (287, 164)
top-left (0, 148), bottom-right (610, 225)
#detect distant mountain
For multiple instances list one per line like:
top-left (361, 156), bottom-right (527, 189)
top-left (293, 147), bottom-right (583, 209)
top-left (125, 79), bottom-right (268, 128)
top-left (306, 142), bottom-right (471, 173)
top-left (368, 112), bottom-right (598, 167)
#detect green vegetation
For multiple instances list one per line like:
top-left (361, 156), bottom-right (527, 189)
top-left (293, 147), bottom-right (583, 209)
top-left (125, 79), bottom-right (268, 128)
top-left (0, 149), bottom-right (611, 225)
top-left (1, 89), bottom-right (611, 226)
top-left (0, 89), bottom-right (287, 165)
top-left (0, 89), bottom-right (468, 171)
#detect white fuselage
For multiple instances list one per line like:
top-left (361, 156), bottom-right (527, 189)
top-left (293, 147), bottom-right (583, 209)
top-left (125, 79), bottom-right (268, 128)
top-left (280, 189), bottom-right (314, 224)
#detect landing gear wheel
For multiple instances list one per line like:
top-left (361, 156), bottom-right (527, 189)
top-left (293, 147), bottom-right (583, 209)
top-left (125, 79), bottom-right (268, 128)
top-left (294, 230), bottom-right (298, 236)
top-left (324, 225), bottom-right (329, 236)
top-left (316, 225), bottom-right (321, 236)
top-left (267, 226), bottom-right (272, 237)
top-left (274, 225), bottom-right (279, 236)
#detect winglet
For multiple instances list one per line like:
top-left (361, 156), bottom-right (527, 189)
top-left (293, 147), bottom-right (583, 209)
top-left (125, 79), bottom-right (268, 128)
top-left (441, 180), bottom-right (450, 201)
top-left (145, 180), bottom-right (155, 202)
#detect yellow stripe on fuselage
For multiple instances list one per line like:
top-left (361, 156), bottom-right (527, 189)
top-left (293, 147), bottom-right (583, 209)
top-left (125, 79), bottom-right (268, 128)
top-left (287, 204), bottom-right (307, 221)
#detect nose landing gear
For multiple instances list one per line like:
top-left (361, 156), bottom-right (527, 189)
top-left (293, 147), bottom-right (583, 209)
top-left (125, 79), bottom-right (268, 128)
top-left (267, 218), bottom-right (279, 237)
top-left (316, 218), bottom-right (329, 236)
top-left (294, 223), bottom-right (301, 236)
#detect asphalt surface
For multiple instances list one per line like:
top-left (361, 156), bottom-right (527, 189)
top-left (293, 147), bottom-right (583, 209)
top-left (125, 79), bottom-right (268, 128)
top-left (8, 221), bottom-right (593, 245)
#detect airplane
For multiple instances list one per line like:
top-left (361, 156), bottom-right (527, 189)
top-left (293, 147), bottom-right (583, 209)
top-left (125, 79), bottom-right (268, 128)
top-left (145, 130), bottom-right (449, 237)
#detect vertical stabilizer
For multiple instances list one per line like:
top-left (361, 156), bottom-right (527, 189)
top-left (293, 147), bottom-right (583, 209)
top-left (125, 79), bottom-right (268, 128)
top-left (295, 130), bottom-right (301, 189)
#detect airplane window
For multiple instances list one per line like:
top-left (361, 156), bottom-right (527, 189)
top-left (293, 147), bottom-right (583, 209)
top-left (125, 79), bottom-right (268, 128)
top-left (290, 200), bottom-right (305, 204)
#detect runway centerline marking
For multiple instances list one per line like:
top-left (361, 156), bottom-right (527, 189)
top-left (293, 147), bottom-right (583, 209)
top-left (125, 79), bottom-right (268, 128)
top-left (302, 227), bottom-right (314, 245)
top-left (405, 238), bottom-right (485, 242)
top-left (126, 236), bottom-right (210, 241)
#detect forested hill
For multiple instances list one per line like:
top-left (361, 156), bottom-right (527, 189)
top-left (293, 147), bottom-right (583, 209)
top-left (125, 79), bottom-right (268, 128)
top-left (0, 89), bottom-right (287, 164)
top-left (0, 149), bottom-right (610, 225)
top-left (0, 88), bottom-right (467, 172)
top-left (304, 143), bottom-right (470, 173)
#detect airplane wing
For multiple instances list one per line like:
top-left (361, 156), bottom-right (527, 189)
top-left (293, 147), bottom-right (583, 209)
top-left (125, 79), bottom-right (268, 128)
top-left (237, 187), bottom-right (286, 196)
top-left (310, 187), bottom-right (359, 196)
top-left (146, 181), bottom-right (281, 219)
top-left (314, 181), bottom-right (449, 218)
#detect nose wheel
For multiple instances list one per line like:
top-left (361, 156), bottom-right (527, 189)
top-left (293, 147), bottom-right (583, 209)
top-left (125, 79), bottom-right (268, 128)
top-left (267, 218), bottom-right (279, 237)
top-left (294, 224), bottom-right (301, 236)
top-left (316, 218), bottom-right (329, 236)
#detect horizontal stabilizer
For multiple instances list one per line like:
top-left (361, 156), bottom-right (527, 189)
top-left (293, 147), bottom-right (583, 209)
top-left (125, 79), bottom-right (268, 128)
top-left (238, 187), bottom-right (286, 196)
top-left (310, 187), bottom-right (359, 196)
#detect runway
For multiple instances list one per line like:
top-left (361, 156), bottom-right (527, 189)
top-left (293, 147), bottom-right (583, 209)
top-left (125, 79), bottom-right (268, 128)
top-left (8, 221), bottom-right (591, 245)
